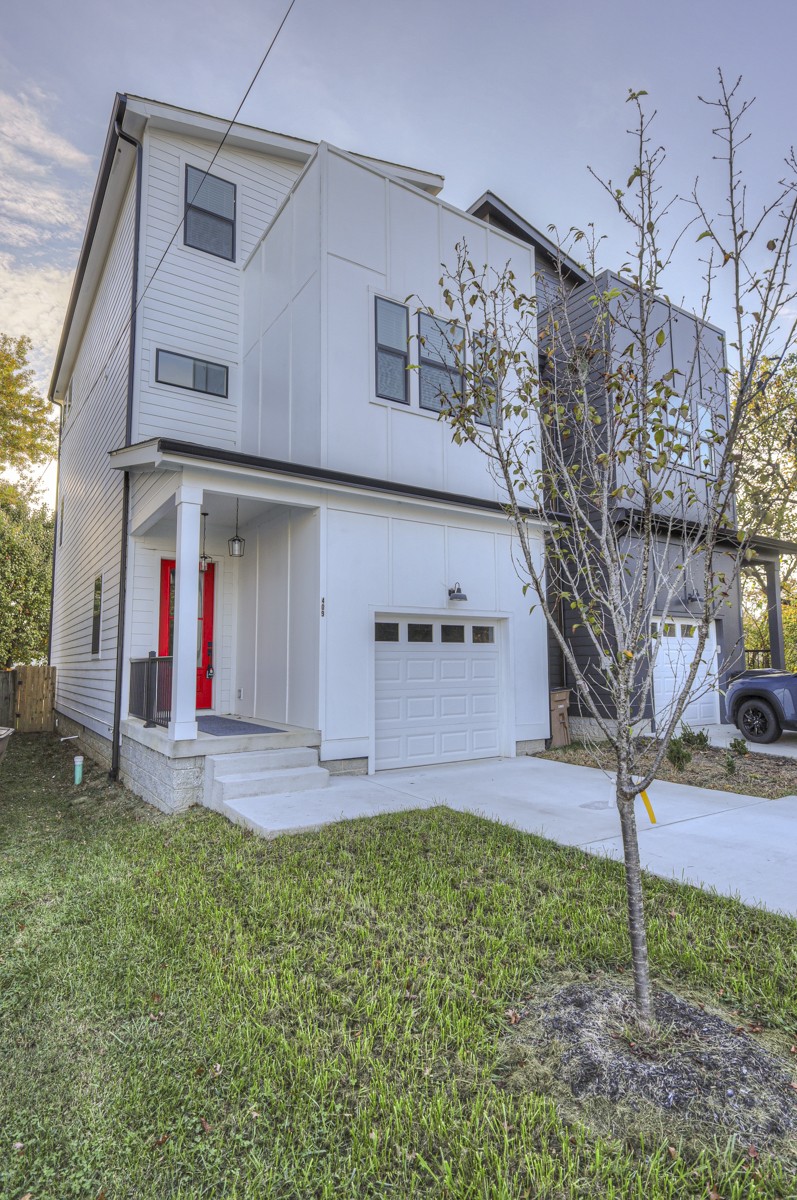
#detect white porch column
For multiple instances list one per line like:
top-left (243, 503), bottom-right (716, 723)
top-left (169, 485), bottom-right (203, 741)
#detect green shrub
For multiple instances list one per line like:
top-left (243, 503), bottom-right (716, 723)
top-left (680, 724), bottom-right (710, 750)
top-left (724, 751), bottom-right (737, 776)
top-left (666, 736), bottom-right (692, 771)
top-left (729, 736), bottom-right (749, 757)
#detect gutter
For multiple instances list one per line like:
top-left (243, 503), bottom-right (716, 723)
top-left (49, 95), bottom-right (129, 677)
top-left (109, 112), bottom-right (143, 780)
top-left (49, 94), bottom-right (130, 401)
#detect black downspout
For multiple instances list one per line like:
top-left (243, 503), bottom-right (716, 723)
top-left (109, 109), bottom-right (142, 780)
top-left (47, 415), bottom-right (62, 665)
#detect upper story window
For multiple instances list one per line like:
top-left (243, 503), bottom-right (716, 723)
top-left (184, 165), bottom-right (235, 261)
top-left (156, 350), bottom-right (228, 398)
top-left (375, 298), bottom-right (409, 404)
top-left (418, 313), bottom-right (463, 413)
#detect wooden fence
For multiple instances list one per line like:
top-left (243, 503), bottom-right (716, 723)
top-left (0, 666), bottom-right (56, 732)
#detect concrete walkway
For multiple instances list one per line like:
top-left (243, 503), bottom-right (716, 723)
top-left (224, 755), bottom-right (797, 917)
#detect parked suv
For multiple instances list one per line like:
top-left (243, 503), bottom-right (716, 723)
top-left (725, 669), bottom-right (797, 743)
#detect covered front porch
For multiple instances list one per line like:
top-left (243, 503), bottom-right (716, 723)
top-left (107, 445), bottom-right (330, 812)
top-left (118, 465), bottom-right (322, 749)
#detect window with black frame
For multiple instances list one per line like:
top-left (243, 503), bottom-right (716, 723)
top-left (91, 575), bottom-right (102, 655)
top-left (184, 165), bottom-right (235, 261)
top-left (156, 349), bottom-right (228, 397)
top-left (418, 312), bottom-right (463, 413)
top-left (375, 298), bottom-right (409, 403)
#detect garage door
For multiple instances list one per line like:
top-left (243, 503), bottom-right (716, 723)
top-left (651, 618), bottom-right (720, 727)
top-left (374, 617), bottom-right (502, 769)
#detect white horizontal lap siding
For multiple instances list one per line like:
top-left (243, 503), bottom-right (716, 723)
top-left (51, 174), bottom-right (136, 738)
top-left (135, 131), bottom-right (303, 450)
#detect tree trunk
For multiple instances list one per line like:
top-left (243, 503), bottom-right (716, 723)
top-left (616, 791), bottom-right (653, 1024)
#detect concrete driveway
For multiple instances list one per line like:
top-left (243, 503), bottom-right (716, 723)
top-left (225, 755), bottom-right (797, 917)
top-left (699, 722), bottom-right (797, 759)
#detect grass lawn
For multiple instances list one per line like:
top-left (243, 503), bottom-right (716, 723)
top-left (1, 734), bottom-right (796, 1199)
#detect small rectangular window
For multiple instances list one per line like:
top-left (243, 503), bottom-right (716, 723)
top-left (419, 313), bottom-right (464, 413)
top-left (91, 576), bottom-right (102, 655)
top-left (681, 624), bottom-right (696, 639)
top-left (156, 350), bottom-right (228, 397)
top-left (441, 624), bottom-right (465, 643)
top-left (472, 626), bottom-right (495, 643)
top-left (375, 622), bottom-right (399, 642)
top-left (408, 623), bottom-right (433, 642)
top-left (662, 622), bottom-right (676, 638)
top-left (185, 165), bottom-right (235, 261)
top-left (375, 297), bottom-right (409, 404)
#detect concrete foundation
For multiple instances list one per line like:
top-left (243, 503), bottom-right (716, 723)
top-left (515, 739), bottom-right (547, 756)
top-left (54, 711), bottom-right (113, 770)
top-left (119, 735), bottom-right (204, 813)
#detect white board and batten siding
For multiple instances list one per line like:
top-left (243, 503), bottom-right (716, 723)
top-left (51, 172), bottom-right (136, 738)
top-left (242, 146), bottom-right (538, 501)
top-left (319, 499), bottom-right (550, 769)
top-left (135, 130), bottom-right (303, 450)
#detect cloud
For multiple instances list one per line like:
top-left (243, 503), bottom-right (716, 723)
top-left (0, 91), bottom-right (91, 172)
top-left (0, 88), bottom-right (91, 255)
top-left (0, 253), bottom-right (74, 389)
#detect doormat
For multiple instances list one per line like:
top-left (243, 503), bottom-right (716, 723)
top-left (197, 716), bottom-right (283, 736)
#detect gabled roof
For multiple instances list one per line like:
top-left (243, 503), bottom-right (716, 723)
top-left (467, 191), bottom-right (590, 286)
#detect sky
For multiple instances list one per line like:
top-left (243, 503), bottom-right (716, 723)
top-left (2, 0), bottom-right (796, 501)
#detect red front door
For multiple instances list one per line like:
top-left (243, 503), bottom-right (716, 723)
top-left (159, 560), bottom-right (215, 710)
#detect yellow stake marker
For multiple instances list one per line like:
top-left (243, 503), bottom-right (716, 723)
top-left (640, 789), bottom-right (657, 824)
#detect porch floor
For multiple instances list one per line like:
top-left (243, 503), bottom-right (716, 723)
top-left (121, 714), bottom-right (321, 759)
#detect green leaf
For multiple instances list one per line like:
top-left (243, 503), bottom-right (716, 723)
top-left (696, 230), bottom-right (712, 242)
top-left (655, 329), bottom-right (665, 348)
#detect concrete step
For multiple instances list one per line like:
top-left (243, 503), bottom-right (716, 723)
top-left (214, 765), bottom-right (329, 808)
top-left (208, 748), bottom-right (318, 777)
top-left (203, 748), bottom-right (326, 812)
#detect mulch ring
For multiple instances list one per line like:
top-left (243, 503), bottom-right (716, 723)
top-left (537, 741), bottom-right (797, 800)
top-left (501, 980), bottom-right (797, 1160)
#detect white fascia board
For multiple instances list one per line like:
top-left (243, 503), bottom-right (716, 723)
top-left (124, 95), bottom-right (444, 193)
top-left (123, 95), bottom-right (318, 164)
top-left (109, 439), bottom-right (168, 471)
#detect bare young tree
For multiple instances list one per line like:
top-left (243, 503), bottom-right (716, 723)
top-left (418, 76), bottom-right (797, 1024)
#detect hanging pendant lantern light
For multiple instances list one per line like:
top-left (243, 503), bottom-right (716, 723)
top-left (199, 511), bottom-right (212, 573)
top-left (228, 498), bottom-right (245, 558)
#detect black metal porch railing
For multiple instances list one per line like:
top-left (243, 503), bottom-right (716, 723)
top-left (129, 654), bottom-right (173, 728)
top-left (745, 648), bottom-right (772, 669)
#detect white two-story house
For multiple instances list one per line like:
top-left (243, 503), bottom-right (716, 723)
top-left (49, 94), bottom-right (552, 813)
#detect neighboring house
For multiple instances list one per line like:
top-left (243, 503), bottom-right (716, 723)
top-left (469, 192), bottom-right (788, 731)
top-left (49, 95), bottom-right (550, 813)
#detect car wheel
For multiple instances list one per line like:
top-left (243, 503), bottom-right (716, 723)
top-left (736, 698), bottom-right (781, 744)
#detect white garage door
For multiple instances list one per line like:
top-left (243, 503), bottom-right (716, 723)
top-left (652, 617), bottom-right (720, 727)
top-left (374, 617), bottom-right (502, 769)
